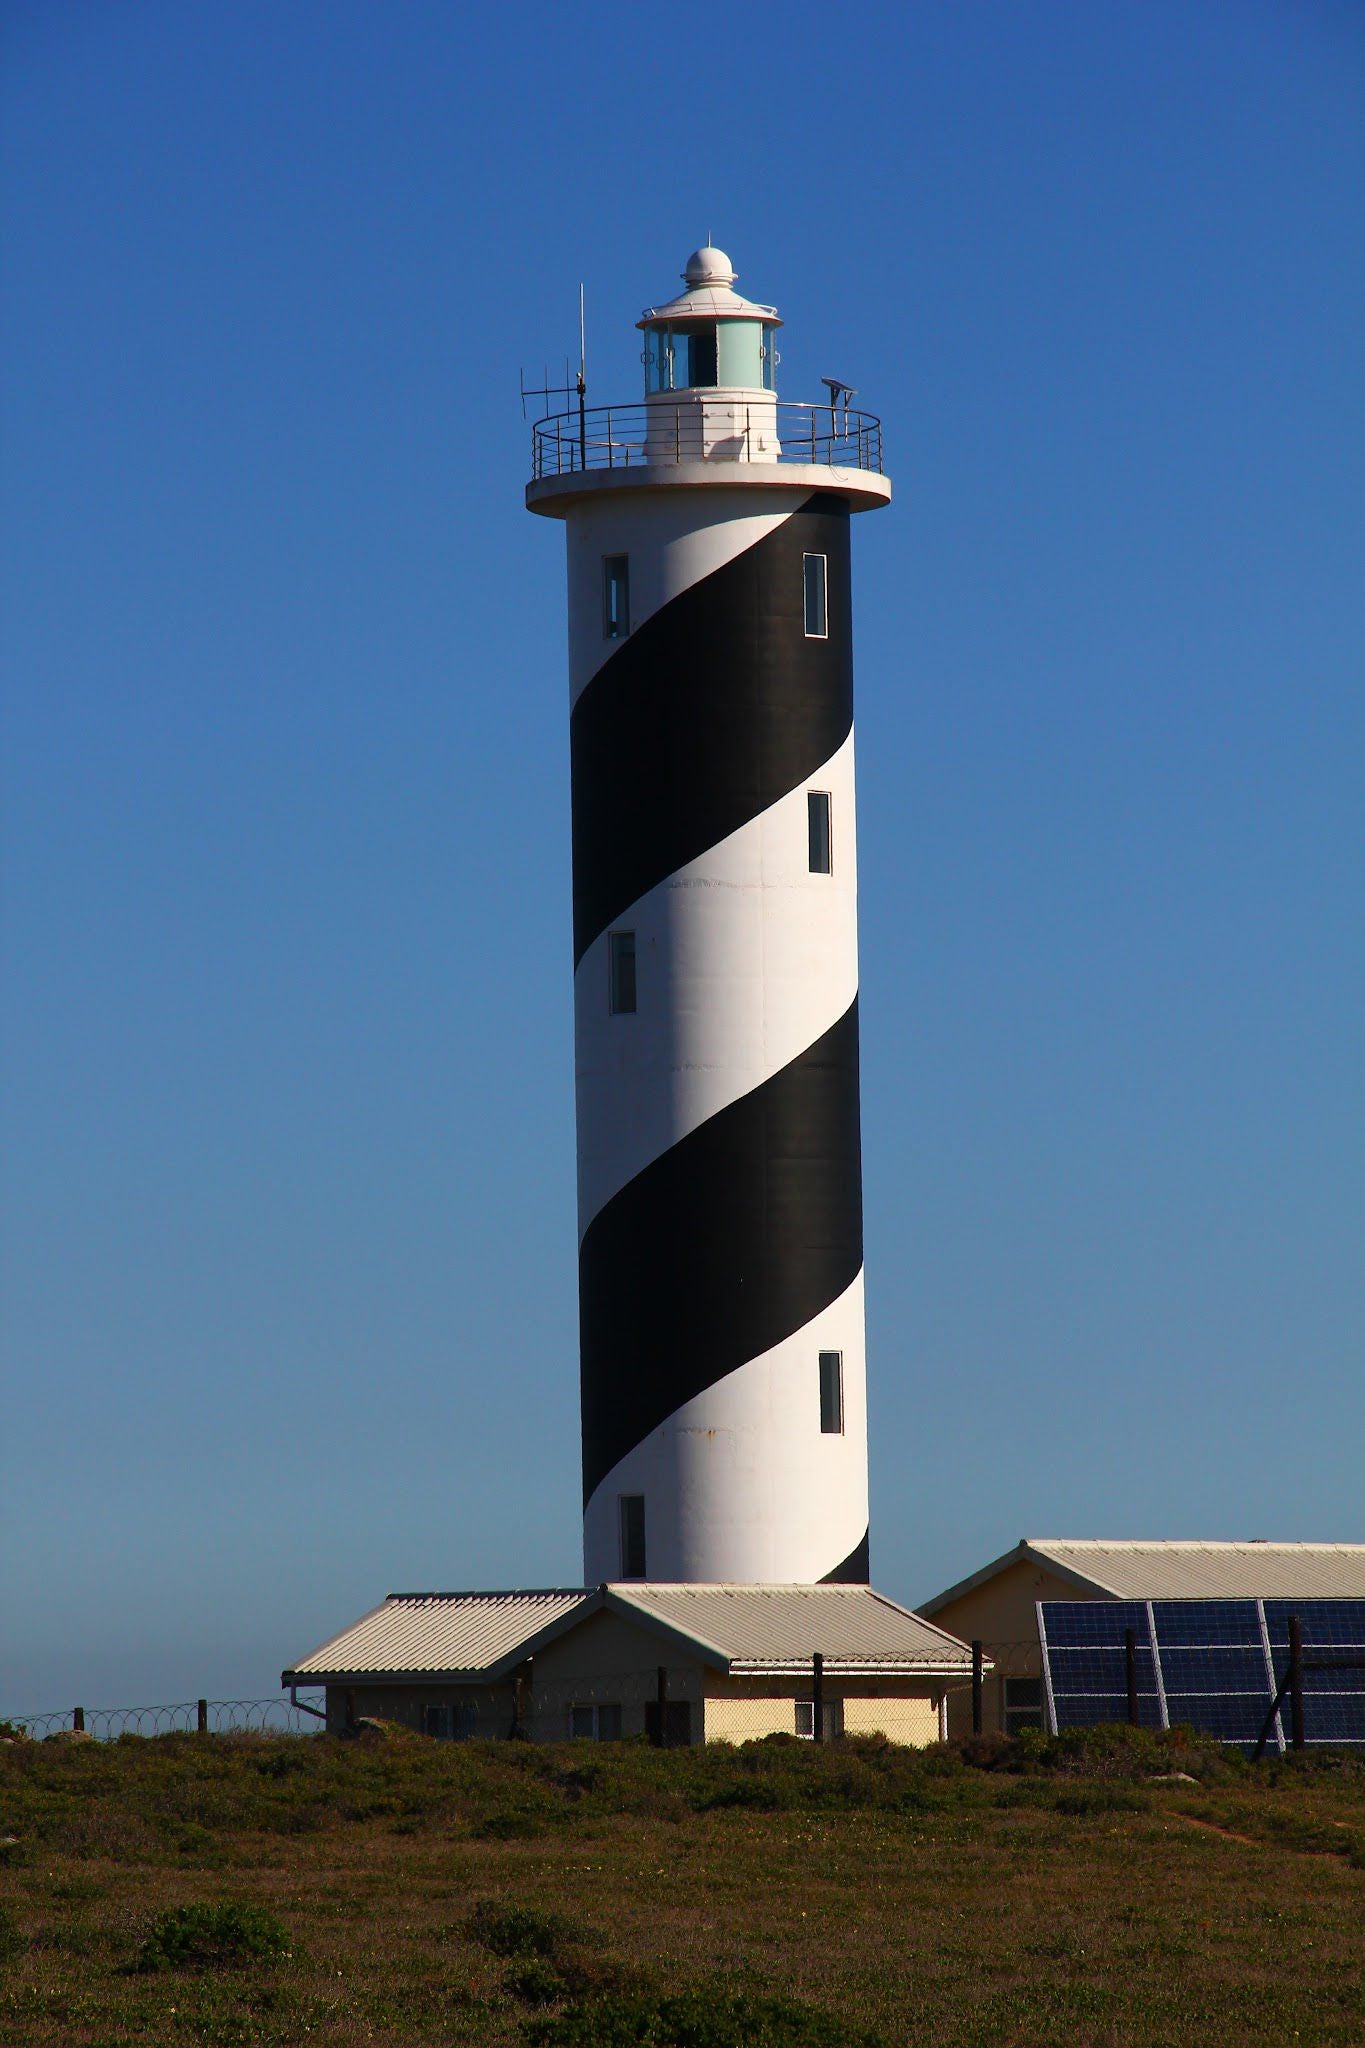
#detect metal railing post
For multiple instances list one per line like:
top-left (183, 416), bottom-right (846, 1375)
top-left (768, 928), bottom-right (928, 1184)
top-left (971, 1641), bottom-right (983, 1735)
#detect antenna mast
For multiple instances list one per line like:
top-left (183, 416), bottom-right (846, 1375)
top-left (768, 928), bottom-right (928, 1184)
top-left (577, 283), bottom-right (587, 471)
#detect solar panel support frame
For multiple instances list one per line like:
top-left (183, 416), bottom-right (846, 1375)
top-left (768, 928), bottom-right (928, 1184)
top-left (1145, 1601), bottom-right (1170, 1729)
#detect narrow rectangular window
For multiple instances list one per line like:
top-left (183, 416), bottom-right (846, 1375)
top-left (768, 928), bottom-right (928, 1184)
top-left (819, 1350), bottom-right (844, 1434)
top-left (608, 930), bottom-right (636, 1014)
top-left (603, 555), bottom-right (630, 639)
top-left (1003, 1677), bottom-right (1044, 1735)
top-left (569, 1704), bottom-right (595, 1739)
top-left (619, 1493), bottom-right (646, 1578)
top-left (807, 791), bottom-right (832, 874)
top-left (795, 1700), bottom-right (815, 1739)
top-left (422, 1704), bottom-right (452, 1739)
top-left (803, 553), bottom-right (828, 638)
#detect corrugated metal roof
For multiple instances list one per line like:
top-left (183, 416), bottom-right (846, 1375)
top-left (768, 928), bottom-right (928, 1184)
top-left (606, 1583), bottom-right (973, 1672)
top-left (284, 1582), bottom-right (974, 1683)
top-left (1027, 1540), bottom-right (1365, 1601)
top-left (284, 1590), bottom-right (590, 1680)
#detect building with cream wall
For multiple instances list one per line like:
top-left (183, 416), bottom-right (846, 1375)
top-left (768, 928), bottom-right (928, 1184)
top-left (284, 1582), bottom-right (973, 1746)
top-left (920, 1539), bottom-right (1365, 1739)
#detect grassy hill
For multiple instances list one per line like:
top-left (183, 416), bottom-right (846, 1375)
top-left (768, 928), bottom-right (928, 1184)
top-left (1, 1724), bottom-right (1362, 2046)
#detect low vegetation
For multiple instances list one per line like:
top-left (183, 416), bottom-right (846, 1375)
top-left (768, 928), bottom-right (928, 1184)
top-left (0, 1723), bottom-right (1361, 2044)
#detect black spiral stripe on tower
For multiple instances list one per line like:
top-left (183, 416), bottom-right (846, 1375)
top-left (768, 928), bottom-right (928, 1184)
top-left (578, 997), bottom-right (863, 1506)
top-left (570, 497), bottom-right (852, 967)
top-left (571, 498), bottom-right (864, 1535)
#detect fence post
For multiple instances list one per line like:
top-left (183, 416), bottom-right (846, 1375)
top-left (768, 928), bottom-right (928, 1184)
top-left (197, 1698), bottom-right (209, 1735)
top-left (1288, 1615), bottom-right (1305, 1752)
top-left (72, 1706), bottom-right (84, 1734)
top-left (812, 1652), bottom-right (825, 1743)
top-left (1125, 1628), bottom-right (1140, 1727)
top-left (344, 1689), bottom-right (356, 1734)
top-left (971, 1640), bottom-right (983, 1736)
top-left (653, 1665), bottom-right (667, 1748)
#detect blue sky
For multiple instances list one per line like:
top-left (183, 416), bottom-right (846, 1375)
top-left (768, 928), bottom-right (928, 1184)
top-left (4, 1), bottom-right (1362, 1710)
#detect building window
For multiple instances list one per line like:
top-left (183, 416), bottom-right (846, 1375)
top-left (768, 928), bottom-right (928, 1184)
top-left (795, 1699), bottom-right (844, 1740)
top-left (1003, 1677), bottom-right (1043, 1735)
top-left (803, 553), bottom-right (828, 638)
top-left (569, 1703), bottom-right (623, 1740)
top-left (819, 1350), bottom-right (844, 1434)
top-left (807, 791), bottom-right (832, 874)
top-left (603, 555), bottom-right (630, 639)
top-left (422, 1702), bottom-right (477, 1740)
top-left (618, 1493), bottom-right (646, 1578)
top-left (608, 930), bottom-right (636, 1014)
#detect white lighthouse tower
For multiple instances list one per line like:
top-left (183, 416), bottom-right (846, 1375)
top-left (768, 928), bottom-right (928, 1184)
top-left (527, 246), bottom-right (891, 1588)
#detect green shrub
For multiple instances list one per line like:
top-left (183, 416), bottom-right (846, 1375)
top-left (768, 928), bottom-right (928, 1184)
top-left (467, 1900), bottom-right (591, 1962)
top-left (507, 1957), bottom-right (571, 2006)
top-left (132, 1902), bottom-right (292, 1972)
top-left (526, 1986), bottom-right (886, 2047)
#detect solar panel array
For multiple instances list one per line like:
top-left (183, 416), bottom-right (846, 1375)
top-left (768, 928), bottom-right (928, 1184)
top-left (1038, 1599), bottom-right (1365, 1751)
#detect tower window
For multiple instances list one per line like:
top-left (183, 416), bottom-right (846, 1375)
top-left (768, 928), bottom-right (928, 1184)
top-left (608, 930), bottom-right (636, 1015)
top-left (808, 791), bottom-right (832, 874)
top-left (619, 1495), bottom-right (647, 1579)
top-left (603, 555), bottom-right (630, 639)
top-left (819, 1351), bottom-right (844, 1434)
top-left (803, 553), bottom-right (828, 638)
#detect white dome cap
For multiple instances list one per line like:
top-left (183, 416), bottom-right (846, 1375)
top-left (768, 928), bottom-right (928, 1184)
top-left (683, 245), bottom-right (737, 288)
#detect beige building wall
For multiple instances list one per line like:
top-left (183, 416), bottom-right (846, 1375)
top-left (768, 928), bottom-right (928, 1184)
top-left (843, 1693), bottom-right (940, 1745)
top-left (703, 1672), bottom-right (945, 1747)
top-left (928, 1559), bottom-right (1105, 1737)
top-left (527, 1609), bottom-right (705, 1741)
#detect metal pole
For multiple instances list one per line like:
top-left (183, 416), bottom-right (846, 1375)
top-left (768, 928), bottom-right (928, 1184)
top-left (1125, 1628), bottom-right (1140, 1727)
top-left (197, 1698), bottom-right (209, 1735)
top-left (812, 1652), bottom-right (825, 1743)
top-left (654, 1665), bottom-right (667, 1748)
top-left (1289, 1615), bottom-right (1305, 1752)
top-left (73, 1706), bottom-right (84, 1734)
top-left (971, 1640), bottom-right (983, 1736)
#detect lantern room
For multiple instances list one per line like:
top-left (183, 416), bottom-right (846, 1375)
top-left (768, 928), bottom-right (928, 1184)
top-left (639, 245), bottom-right (781, 396)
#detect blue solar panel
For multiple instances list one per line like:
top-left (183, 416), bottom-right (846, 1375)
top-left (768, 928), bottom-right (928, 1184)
top-left (1038, 1597), bottom-right (1365, 1749)
top-left (1160, 1648), bottom-right (1268, 1693)
top-left (1150, 1600), bottom-right (1263, 1646)
top-left (1039, 1601), bottom-right (1147, 1648)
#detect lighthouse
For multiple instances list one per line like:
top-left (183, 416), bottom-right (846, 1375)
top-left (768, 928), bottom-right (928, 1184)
top-left (527, 246), bottom-right (891, 1589)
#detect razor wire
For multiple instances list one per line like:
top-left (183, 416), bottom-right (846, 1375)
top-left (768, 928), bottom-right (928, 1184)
top-left (3, 1694), bottom-right (326, 1740)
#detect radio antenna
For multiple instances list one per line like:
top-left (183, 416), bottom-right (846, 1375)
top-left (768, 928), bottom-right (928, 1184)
top-left (519, 284), bottom-right (589, 473)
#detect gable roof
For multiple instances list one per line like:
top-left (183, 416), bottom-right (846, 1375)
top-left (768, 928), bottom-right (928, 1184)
top-left (603, 1583), bottom-right (973, 1674)
top-left (919, 1540), bottom-right (1365, 1615)
top-left (282, 1590), bottom-right (592, 1685)
top-left (283, 1582), bottom-right (974, 1686)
